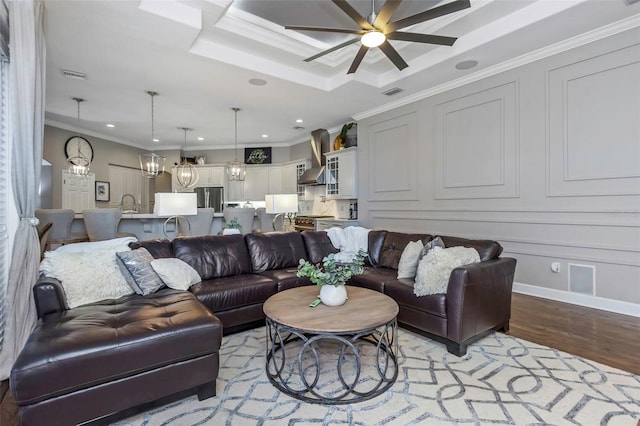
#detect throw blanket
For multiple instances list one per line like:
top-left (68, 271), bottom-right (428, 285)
top-left (326, 226), bottom-right (370, 263)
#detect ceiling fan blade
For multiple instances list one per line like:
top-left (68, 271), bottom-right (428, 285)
top-left (386, 31), bottom-right (457, 46)
top-left (347, 45), bottom-right (369, 74)
top-left (385, 0), bottom-right (470, 33)
top-left (374, 0), bottom-right (402, 30)
top-left (285, 25), bottom-right (366, 35)
top-left (304, 38), bottom-right (361, 62)
top-left (378, 40), bottom-right (408, 71)
top-left (332, 0), bottom-right (374, 30)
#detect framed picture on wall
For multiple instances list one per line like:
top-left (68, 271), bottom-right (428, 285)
top-left (95, 181), bottom-right (110, 202)
top-left (244, 147), bottom-right (272, 164)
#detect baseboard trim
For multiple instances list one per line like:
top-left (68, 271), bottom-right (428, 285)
top-left (513, 282), bottom-right (640, 318)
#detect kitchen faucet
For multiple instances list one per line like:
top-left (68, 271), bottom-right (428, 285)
top-left (120, 193), bottom-right (137, 212)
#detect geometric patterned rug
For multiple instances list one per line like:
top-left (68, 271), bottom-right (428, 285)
top-left (113, 327), bottom-right (640, 425)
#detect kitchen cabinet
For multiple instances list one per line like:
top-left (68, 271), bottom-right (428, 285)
top-left (324, 147), bottom-right (357, 200)
top-left (268, 166), bottom-right (282, 194)
top-left (197, 165), bottom-right (225, 186)
top-left (242, 166), bottom-right (269, 202)
top-left (315, 219), bottom-right (359, 231)
top-left (282, 160), bottom-right (310, 199)
top-left (108, 165), bottom-right (149, 208)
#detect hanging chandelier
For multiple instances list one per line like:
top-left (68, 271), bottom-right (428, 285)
top-left (174, 127), bottom-right (199, 189)
top-left (226, 107), bottom-right (246, 181)
top-left (68, 97), bottom-right (91, 177)
top-left (139, 90), bottom-right (166, 178)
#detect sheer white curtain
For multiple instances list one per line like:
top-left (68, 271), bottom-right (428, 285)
top-left (0, 0), bottom-right (45, 380)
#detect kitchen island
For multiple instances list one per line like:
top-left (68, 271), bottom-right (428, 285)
top-left (70, 212), bottom-right (239, 240)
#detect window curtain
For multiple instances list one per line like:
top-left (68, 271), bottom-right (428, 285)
top-left (0, 0), bottom-right (45, 380)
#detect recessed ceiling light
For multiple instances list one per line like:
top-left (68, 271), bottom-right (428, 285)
top-left (249, 78), bottom-right (267, 86)
top-left (296, 119), bottom-right (303, 123)
top-left (455, 60), bottom-right (478, 70)
top-left (153, 138), bottom-right (159, 142)
top-left (106, 123), bottom-right (115, 128)
top-left (197, 137), bottom-right (204, 141)
top-left (261, 134), bottom-right (269, 138)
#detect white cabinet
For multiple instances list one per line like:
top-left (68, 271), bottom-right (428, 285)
top-left (109, 165), bottom-right (149, 208)
top-left (324, 148), bottom-right (357, 199)
top-left (316, 219), bottom-right (359, 231)
top-left (282, 160), bottom-right (309, 199)
top-left (242, 166), bottom-right (269, 202)
top-left (227, 180), bottom-right (244, 202)
top-left (268, 166), bottom-right (282, 194)
top-left (196, 165), bottom-right (225, 186)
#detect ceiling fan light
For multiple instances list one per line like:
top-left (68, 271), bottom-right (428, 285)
top-left (361, 31), bottom-right (385, 48)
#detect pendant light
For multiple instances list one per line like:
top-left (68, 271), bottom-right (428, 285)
top-left (174, 127), bottom-right (199, 189)
top-left (226, 107), bottom-right (246, 181)
top-left (68, 97), bottom-right (91, 177)
top-left (139, 90), bottom-right (166, 178)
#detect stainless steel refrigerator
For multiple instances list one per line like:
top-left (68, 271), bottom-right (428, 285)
top-left (195, 187), bottom-right (224, 212)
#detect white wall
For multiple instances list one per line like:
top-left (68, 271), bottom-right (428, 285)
top-left (356, 29), bottom-right (640, 316)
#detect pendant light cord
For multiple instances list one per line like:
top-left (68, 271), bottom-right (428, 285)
top-left (72, 97), bottom-right (84, 157)
top-left (232, 107), bottom-right (240, 161)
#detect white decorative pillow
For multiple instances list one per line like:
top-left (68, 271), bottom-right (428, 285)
top-left (397, 241), bottom-right (425, 279)
top-left (151, 258), bottom-right (201, 290)
top-left (39, 244), bottom-right (135, 308)
top-left (414, 246), bottom-right (480, 297)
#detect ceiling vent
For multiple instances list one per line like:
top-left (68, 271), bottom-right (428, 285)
top-left (382, 87), bottom-right (403, 96)
top-left (61, 69), bottom-right (87, 80)
top-left (293, 126), bottom-right (305, 130)
top-left (624, 0), bottom-right (640, 4)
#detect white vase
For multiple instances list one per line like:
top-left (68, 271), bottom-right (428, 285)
top-left (222, 228), bottom-right (241, 235)
top-left (319, 285), bottom-right (348, 306)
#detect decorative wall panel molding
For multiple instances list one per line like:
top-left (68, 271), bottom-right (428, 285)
top-left (547, 44), bottom-right (640, 196)
top-left (434, 82), bottom-right (519, 199)
top-left (367, 112), bottom-right (418, 202)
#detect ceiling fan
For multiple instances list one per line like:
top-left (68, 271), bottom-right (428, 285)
top-left (285, 0), bottom-right (470, 74)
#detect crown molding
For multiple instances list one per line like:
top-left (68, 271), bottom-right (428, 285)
top-left (354, 14), bottom-right (640, 121)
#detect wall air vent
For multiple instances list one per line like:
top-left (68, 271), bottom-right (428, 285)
top-left (382, 87), bottom-right (403, 96)
top-left (61, 69), bottom-right (87, 80)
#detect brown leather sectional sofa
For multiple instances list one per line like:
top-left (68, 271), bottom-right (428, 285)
top-left (11, 230), bottom-right (516, 425)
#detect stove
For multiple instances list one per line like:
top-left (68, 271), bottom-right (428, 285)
top-left (294, 215), bottom-right (334, 231)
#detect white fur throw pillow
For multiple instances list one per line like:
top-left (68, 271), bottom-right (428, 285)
top-left (397, 241), bottom-right (425, 279)
top-left (40, 244), bottom-right (135, 308)
top-left (414, 246), bottom-right (480, 297)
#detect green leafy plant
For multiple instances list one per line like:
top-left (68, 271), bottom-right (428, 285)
top-left (340, 122), bottom-right (356, 139)
top-left (225, 217), bottom-right (242, 230)
top-left (297, 250), bottom-right (366, 287)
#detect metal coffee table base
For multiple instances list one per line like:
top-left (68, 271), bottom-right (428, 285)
top-left (265, 317), bottom-right (398, 404)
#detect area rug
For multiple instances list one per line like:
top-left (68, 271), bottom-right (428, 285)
top-left (113, 327), bottom-right (640, 425)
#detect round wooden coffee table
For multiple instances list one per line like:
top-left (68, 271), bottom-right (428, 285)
top-left (263, 286), bottom-right (399, 404)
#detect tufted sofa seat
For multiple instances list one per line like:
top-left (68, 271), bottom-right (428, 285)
top-left (12, 230), bottom-right (515, 425)
top-left (11, 288), bottom-right (221, 426)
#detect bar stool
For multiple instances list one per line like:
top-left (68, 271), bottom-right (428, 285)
top-left (256, 207), bottom-right (283, 232)
top-left (179, 208), bottom-right (215, 237)
top-left (223, 207), bottom-right (255, 235)
top-left (82, 208), bottom-right (136, 241)
top-left (35, 209), bottom-right (89, 251)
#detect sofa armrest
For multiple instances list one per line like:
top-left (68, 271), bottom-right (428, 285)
top-left (33, 275), bottom-right (69, 318)
top-left (445, 257), bottom-right (517, 343)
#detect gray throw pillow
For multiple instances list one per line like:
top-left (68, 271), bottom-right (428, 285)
top-left (116, 248), bottom-right (165, 295)
top-left (424, 236), bottom-right (445, 252)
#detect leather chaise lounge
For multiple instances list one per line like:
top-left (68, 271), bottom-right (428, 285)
top-left (11, 230), bottom-right (516, 425)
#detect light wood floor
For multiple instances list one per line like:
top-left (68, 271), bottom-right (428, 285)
top-left (1, 293), bottom-right (638, 425)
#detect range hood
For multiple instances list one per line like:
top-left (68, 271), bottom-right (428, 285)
top-left (298, 128), bottom-right (330, 185)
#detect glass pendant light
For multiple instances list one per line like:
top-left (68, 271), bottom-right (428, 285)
top-left (174, 127), bottom-right (199, 189)
top-left (68, 97), bottom-right (91, 177)
top-left (226, 107), bottom-right (246, 181)
top-left (139, 90), bottom-right (166, 178)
